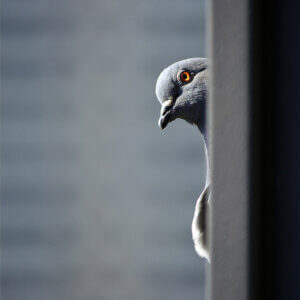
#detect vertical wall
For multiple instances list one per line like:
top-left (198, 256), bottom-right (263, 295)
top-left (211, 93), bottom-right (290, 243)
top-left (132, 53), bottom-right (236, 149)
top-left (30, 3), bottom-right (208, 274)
top-left (209, 0), bottom-right (250, 299)
top-left (209, 0), bottom-right (300, 299)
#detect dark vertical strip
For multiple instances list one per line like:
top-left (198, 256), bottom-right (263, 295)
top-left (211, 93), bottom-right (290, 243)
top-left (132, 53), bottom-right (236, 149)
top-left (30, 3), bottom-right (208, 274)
top-left (274, 0), bottom-right (300, 299)
top-left (249, 0), bottom-right (276, 298)
top-left (250, 0), bottom-right (300, 299)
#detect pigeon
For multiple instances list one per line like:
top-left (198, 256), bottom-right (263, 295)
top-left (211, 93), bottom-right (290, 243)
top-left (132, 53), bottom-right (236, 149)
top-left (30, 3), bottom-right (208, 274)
top-left (155, 58), bottom-right (210, 261)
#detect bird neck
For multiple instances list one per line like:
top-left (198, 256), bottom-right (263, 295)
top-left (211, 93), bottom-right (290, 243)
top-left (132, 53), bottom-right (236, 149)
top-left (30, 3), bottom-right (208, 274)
top-left (196, 121), bottom-right (210, 186)
top-left (196, 120), bottom-right (208, 148)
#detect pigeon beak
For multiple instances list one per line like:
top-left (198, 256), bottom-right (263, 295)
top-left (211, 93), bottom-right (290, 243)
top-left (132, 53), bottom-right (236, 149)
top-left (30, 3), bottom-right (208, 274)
top-left (158, 99), bottom-right (174, 130)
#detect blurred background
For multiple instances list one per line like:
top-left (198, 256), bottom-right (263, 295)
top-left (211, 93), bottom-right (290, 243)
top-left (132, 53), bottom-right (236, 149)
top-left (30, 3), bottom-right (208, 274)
top-left (1, 0), bottom-right (207, 299)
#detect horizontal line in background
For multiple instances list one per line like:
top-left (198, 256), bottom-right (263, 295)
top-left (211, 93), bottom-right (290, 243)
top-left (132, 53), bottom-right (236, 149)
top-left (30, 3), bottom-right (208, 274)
top-left (1, 185), bottom-right (79, 204)
top-left (1, 102), bottom-right (74, 121)
top-left (0, 17), bottom-right (78, 36)
top-left (1, 144), bottom-right (77, 164)
top-left (1, 269), bottom-right (80, 288)
top-left (1, 59), bottom-right (76, 79)
top-left (145, 268), bottom-right (204, 288)
top-left (140, 17), bottom-right (205, 36)
top-left (1, 228), bottom-right (78, 247)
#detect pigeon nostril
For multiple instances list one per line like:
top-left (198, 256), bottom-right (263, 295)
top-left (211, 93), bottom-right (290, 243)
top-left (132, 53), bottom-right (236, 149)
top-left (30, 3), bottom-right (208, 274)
top-left (161, 105), bottom-right (172, 116)
top-left (161, 99), bottom-right (174, 116)
top-left (163, 99), bottom-right (173, 107)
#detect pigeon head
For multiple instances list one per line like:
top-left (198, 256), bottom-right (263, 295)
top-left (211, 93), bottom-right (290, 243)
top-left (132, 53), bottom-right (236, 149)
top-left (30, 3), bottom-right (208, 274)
top-left (155, 58), bottom-right (208, 134)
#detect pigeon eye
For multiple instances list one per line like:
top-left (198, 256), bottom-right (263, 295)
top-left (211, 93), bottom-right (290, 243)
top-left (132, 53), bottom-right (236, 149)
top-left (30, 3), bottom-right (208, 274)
top-left (179, 71), bottom-right (192, 83)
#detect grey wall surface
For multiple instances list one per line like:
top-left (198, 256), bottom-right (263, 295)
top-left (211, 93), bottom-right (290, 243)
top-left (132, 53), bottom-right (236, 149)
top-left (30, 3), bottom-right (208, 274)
top-left (209, 0), bottom-right (250, 299)
top-left (1, 0), bottom-right (207, 299)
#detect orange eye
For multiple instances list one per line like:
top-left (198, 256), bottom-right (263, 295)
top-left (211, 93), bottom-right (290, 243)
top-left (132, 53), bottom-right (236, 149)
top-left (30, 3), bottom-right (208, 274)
top-left (179, 71), bottom-right (191, 83)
